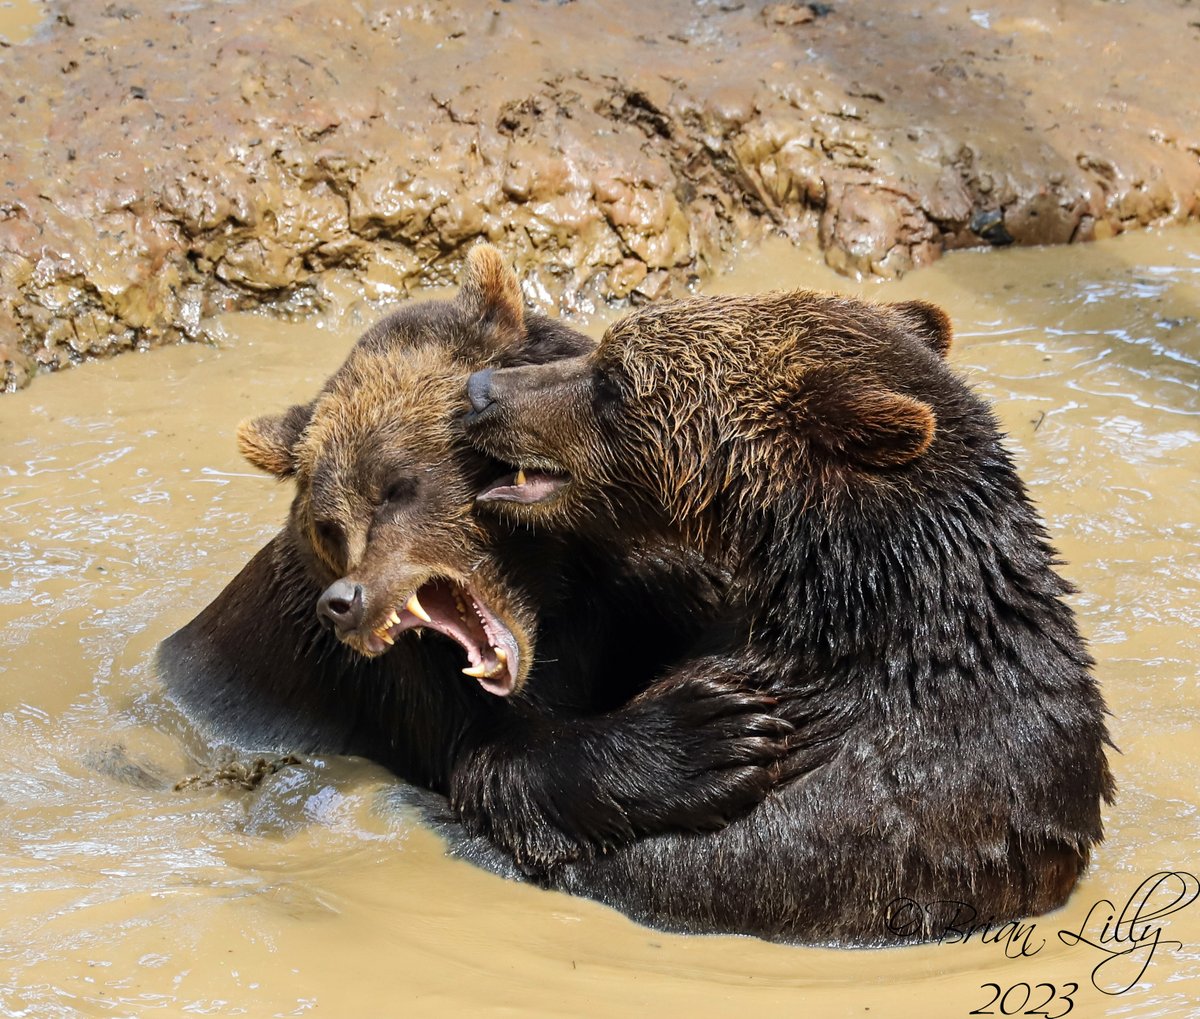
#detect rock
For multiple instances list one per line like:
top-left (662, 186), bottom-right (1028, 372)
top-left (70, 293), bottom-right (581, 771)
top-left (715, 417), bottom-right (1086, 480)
top-left (765, 5), bottom-right (816, 26)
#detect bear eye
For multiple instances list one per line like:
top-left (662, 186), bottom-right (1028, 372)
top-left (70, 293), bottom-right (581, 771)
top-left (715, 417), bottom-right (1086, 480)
top-left (380, 476), bottom-right (419, 507)
top-left (313, 519), bottom-right (345, 560)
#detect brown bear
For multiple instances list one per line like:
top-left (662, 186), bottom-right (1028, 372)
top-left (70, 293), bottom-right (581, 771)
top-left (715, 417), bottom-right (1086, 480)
top-left (160, 246), bottom-right (790, 873)
top-left (462, 288), bottom-right (1115, 943)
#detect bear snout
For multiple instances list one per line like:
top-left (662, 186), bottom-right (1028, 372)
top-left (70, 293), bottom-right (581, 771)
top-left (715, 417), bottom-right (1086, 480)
top-left (317, 578), bottom-right (365, 635)
top-left (466, 369), bottom-right (496, 415)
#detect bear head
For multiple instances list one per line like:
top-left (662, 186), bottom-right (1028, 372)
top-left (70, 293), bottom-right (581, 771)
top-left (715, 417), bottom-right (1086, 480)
top-left (464, 291), bottom-right (955, 554)
top-left (236, 245), bottom-right (592, 695)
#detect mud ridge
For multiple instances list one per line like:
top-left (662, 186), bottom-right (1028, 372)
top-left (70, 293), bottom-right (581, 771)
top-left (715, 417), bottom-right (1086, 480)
top-left (2, 0), bottom-right (1197, 389)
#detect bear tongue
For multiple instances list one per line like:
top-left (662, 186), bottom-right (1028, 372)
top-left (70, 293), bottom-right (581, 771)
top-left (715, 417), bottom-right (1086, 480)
top-left (477, 468), bottom-right (569, 505)
top-left (380, 579), bottom-right (519, 696)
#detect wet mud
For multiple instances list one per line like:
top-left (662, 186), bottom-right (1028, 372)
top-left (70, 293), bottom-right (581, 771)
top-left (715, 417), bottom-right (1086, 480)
top-left (0, 227), bottom-right (1197, 1016)
top-left (174, 754), bottom-right (302, 794)
top-left (3, 0), bottom-right (1199, 389)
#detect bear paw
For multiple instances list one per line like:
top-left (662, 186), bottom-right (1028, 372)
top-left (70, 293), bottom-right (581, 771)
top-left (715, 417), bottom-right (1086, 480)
top-left (617, 670), bottom-right (794, 833)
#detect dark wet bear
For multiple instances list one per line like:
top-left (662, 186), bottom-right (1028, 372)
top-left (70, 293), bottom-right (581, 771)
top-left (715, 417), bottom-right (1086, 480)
top-left (463, 289), bottom-right (1115, 943)
top-left (160, 247), bottom-right (788, 873)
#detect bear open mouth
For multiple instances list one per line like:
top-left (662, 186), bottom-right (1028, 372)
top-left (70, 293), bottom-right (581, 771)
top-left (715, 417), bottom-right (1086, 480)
top-left (476, 466), bottom-right (571, 505)
top-left (366, 578), bottom-right (520, 696)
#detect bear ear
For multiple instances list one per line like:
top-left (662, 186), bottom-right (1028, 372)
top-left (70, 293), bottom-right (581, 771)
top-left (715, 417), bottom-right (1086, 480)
top-left (798, 368), bottom-right (936, 468)
top-left (236, 402), bottom-right (314, 478)
top-left (887, 300), bottom-right (953, 358)
top-left (455, 243), bottom-right (526, 349)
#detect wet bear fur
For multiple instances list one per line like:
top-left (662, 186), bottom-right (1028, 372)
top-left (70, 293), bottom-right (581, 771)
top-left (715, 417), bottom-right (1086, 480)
top-left (160, 248), bottom-right (788, 875)
top-left (463, 288), bottom-right (1116, 943)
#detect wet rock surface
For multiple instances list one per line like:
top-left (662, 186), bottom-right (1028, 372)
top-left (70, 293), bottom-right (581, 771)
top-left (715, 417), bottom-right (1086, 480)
top-left (1, 0), bottom-right (1197, 390)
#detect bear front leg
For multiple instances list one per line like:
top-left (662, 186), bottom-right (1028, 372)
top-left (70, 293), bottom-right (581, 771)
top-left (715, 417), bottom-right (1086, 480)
top-left (448, 667), bottom-right (791, 875)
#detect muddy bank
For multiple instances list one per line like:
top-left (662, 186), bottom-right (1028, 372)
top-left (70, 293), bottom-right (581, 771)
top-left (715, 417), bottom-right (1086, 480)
top-left (2, 0), bottom-right (1198, 390)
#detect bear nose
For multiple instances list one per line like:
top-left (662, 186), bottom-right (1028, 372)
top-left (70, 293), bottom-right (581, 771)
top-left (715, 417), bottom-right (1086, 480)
top-left (317, 579), bottom-right (364, 633)
top-left (466, 368), bottom-right (495, 414)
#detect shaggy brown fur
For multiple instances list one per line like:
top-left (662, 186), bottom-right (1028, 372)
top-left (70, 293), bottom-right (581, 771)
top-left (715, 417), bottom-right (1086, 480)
top-left (463, 288), bottom-right (1115, 943)
top-left (161, 246), bottom-right (790, 874)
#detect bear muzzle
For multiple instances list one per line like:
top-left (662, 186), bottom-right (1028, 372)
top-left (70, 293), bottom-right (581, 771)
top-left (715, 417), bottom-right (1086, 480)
top-left (317, 578), bottom-right (365, 634)
top-left (317, 574), bottom-right (523, 697)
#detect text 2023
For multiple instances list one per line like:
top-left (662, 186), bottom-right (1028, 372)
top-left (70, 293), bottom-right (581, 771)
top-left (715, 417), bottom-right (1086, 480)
top-left (969, 983), bottom-right (1077, 1017)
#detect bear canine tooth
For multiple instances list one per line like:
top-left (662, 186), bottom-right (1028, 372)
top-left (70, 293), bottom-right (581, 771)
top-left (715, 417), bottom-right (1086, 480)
top-left (461, 663), bottom-right (488, 678)
top-left (515, 468), bottom-right (527, 486)
top-left (375, 630), bottom-right (394, 646)
top-left (404, 595), bottom-right (431, 624)
top-left (494, 647), bottom-right (508, 665)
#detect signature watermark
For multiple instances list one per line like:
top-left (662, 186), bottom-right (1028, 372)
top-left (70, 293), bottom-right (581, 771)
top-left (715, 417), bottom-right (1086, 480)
top-left (885, 870), bottom-right (1198, 1007)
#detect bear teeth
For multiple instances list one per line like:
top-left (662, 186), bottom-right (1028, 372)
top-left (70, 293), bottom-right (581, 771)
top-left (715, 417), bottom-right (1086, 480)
top-left (461, 648), bottom-right (507, 680)
top-left (404, 594), bottom-right (431, 623)
top-left (515, 468), bottom-right (527, 486)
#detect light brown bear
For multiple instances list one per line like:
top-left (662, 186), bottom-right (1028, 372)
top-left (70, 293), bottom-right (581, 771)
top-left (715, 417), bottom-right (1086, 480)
top-left (161, 247), bottom-right (789, 874)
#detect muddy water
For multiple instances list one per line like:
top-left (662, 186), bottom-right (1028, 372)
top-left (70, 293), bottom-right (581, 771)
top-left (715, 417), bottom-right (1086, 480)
top-left (1, 228), bottom-right (1198, 1017)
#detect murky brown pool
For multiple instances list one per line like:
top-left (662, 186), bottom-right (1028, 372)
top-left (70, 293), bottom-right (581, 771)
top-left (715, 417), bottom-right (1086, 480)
top-left (2, 227), bottom-right (1198, 1016)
